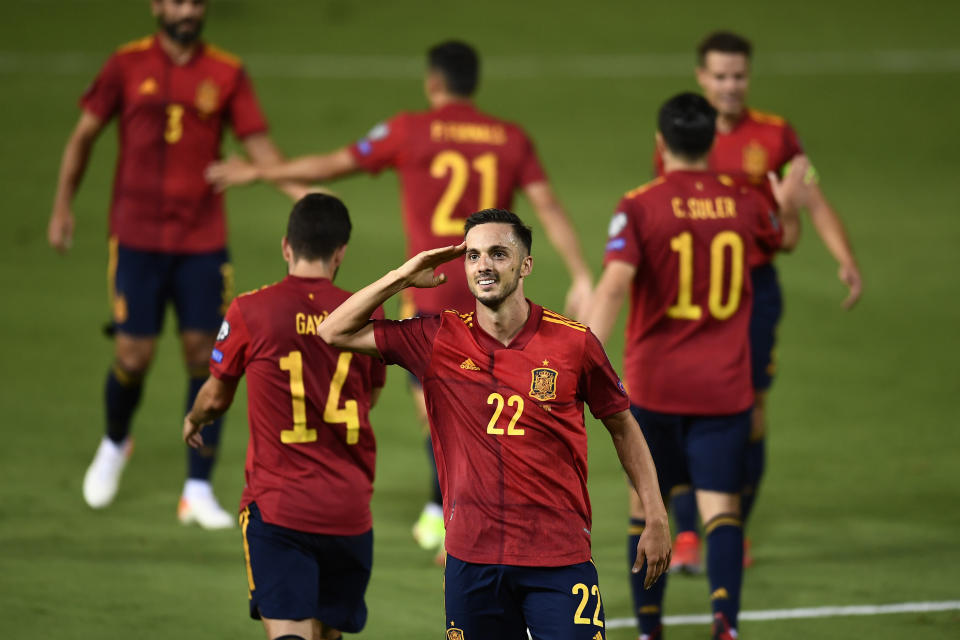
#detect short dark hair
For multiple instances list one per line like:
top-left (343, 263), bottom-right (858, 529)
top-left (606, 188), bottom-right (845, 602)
top-left (658, 92), bottom-right (718, 161)
top-left (427, 40), bottom-right (480, 97)
top-left (697, 31), bottom-right (753, 65)
top-left (285, 193), bottom-right (351, 262)
top-left (464, 208), bottom-right (533, 255)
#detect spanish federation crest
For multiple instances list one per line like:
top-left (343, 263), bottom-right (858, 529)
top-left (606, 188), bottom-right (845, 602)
top-left (742, 140), bottom-right (768, 182)
top-left (195, 78), bottom-right (219, 117)
top-left (529, 362), bottom-right (558, 401)
top-left (446, 628), bottom-right (464, 640)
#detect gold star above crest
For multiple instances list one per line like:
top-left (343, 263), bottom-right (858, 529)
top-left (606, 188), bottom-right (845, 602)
top-left (542, 359), bottom-right (549, 366)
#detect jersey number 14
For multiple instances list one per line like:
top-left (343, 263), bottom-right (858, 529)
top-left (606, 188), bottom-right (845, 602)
top-left (278, 350), bottom-right (360, 445)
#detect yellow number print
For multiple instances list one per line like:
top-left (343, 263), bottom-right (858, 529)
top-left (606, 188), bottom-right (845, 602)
top-left (279, 351), bottom-right (314, 444)
top-left (572, 583), bottom-right (604, 627)
top-left (486, 392), bottom-right (524, 436)
top-left (279, 351), bottom-right (359, 445)
top-left (323, 352), bottom-right (360, 445)
top-left (165, 103), bottom-right (184, 144)
top-left (666, 231), bottom-right (702, 320)
top-left (666, 231), bottom-right (745, 321)
top-left (430, 150), bottom-right (498, 236)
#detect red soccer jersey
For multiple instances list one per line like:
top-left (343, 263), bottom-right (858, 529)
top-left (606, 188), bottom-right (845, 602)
top-left (348, 102), bottom-right (547, 314)
top-left (374, 303), bottom-right (629, 566)
top-left (603, 171), bottom-right (782, 415)
top-left (654, 108), bottom-right (802, 265)
top-left (210, 276), bottom-right (386, 535)
top-left (81, 35), bottom-right (268, 253)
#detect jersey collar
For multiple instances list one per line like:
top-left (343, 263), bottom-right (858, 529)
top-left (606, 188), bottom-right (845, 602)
top-left (471, 300), bottom-right (542, 352)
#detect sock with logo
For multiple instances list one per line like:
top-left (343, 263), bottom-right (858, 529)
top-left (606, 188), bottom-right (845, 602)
top-left (628, 517), bottom-right (667, 636)
top-left (426, 434), bottom-right (443, 505)
top-left (705, 513), bottom-right (743, 630)
top-left (105, 363), bottom-right (145, 444)
top-left (670, 484), bottom-right (699, 535)
top-left (186, 372), bottom-right (222, 480)
top-left (741, 437), bottom-right (765, 525)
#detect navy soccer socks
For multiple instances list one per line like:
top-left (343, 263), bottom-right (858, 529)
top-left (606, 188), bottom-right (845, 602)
top-left (705, 513), bottom-right (743, 632)
top-left (670, 485), bottom-right (699, 535)
top-left (628, 518), bottom-right (667, 637)
top-left (186, 373), bottom-right (222, 480)
top-left (741, 437), bottom-right (765, 525)
top-left (105, 363), bottom-right (144, 444)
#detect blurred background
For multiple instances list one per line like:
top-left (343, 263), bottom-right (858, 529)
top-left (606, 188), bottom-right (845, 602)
top-left (1, 0), bottom-right (958, 638)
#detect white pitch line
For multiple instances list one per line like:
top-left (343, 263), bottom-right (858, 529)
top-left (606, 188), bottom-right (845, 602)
top-left (604, 600), bottom-right (960, 629)
top-left (1, 50), bottom-right (960, 78)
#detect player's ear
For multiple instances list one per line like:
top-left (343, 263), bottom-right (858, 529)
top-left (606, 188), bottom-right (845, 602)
top-left (520, 255), bottom-right (533, 278)
top-left (331, 244), bottom-right (348, 270)
top-left (654, 132), bottom-right (666, 155)
top-left (281, 236), bottom-right (293, 263)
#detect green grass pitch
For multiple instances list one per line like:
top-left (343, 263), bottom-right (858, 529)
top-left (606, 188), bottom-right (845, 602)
top-left (0, 1), bottom-right (958, 638)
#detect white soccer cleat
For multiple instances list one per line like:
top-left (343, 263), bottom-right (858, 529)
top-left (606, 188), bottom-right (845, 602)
top-left (178, 488), bottom-right (235, 530)
top-left (82, 436), bottom-right (133, 509)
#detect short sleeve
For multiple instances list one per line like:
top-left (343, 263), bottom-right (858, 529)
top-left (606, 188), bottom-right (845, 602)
top-left (368, 305), bottom-right (388, 388)
top-left (517, 135), bottom-right (548, 187)
top-left (80, 54), bottom-right (124, 121)
top-left (348, 115), bottom-right (407, 174)
top-left (745, 189), bottom-right (783, 257)
top-left (209, 300), bottom-right (250, 381)
top-left (602, 196), bottom-right (642, 268)
top-left (227, 69), bottom-right (269, 139)
top-left (577, 330), bottom-right (630, 419)
top-left (372, 315), bottom-right (441, 379)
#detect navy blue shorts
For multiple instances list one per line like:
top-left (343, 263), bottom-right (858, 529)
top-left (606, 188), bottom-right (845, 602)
top-left (240, 503), bottom-right (372, 632)
top-left (631, 406), bottom-right (751, 495)
top-left (444, 554), bottom-right (606, 640)
top-left (109, 239), bottom-right (233, 336)
top-left (749, 262), bottom-right (783, 391)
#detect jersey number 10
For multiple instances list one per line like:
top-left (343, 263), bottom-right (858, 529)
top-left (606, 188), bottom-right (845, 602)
top-left (667, 230), bottom-right (744, 321)
top-left (278, 350), bottom-right (360, 445)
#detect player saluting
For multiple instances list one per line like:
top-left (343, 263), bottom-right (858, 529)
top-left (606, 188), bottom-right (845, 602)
top-left (208, 40), bottom-right (593, 558)
top-left (658, 31), bottom-right (864, 570)
top-left (184, 194), bottom-right (385, 640)
top-left (317, 208), bottom-right (670, 639)
top-left (49, 0), bottom-right (303, 527)
top-left (590, 93), bottom-right (803, 640)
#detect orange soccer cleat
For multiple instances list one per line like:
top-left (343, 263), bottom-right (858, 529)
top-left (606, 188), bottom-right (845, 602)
top-left (669, 531), bottom-right (702, 574)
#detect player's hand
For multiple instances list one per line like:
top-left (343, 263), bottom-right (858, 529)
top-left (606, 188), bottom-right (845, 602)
top-left (768, 154), bottom-right (812, 212)
top-left (183, 415), bottom-right (205, 449)
top-left (839, 262), bottom-right (863, 309)
top-left (397, 242), bottom-right (467, 289)
top-left (632, 515), bottom-right (671, 589)
top-left (563, 275), bottom-right (593, 321)
top-left (205, 155), bottom-right (259, 191)
top-left (48, 207), bottom-right (75, 254)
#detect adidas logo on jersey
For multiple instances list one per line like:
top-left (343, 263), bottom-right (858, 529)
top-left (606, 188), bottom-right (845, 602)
top-left (460, 358), bottom-right (480, 371)
top-left (592, 631), bottom-right (604, 640)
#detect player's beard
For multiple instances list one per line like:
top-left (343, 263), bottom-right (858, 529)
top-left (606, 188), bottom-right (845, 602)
top-left (471, 269), bottom-right (521, 310)
top-left (159, 16), bottom-right (204, 45)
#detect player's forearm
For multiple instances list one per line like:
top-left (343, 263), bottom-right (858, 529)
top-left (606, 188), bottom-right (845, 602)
top-left (808, 193), bottom-right (858, 268)
top-left (52, 132), bottom-right (95, 212)
top-left (604, 411), bottom-right (668, 524)
top-left (779, 204), bottom-right (801, 252)
top-left (259, 149), bottom-right (355, 184)
top-left (586, 280), bottom-right (627, 345)
top-left (536, 202), bottom-right (592, 282)
top-left (319, 269), bottom-right (406, 348)
top-left (186, 377), bottom-right (235, 426)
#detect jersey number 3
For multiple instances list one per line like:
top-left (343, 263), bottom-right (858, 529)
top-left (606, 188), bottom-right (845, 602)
top-left (278, 351), bottom-right (360, 445)
top-left (430, 150), bottom-right (498, 236)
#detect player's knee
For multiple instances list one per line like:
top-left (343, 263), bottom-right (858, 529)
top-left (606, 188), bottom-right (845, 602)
top-left (114, 336), bottom-right (156, 372)
top-left (180, 330), bottom-right (216, 365)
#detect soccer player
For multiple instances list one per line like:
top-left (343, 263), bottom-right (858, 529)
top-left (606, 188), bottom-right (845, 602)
top-left (207, 40), bottom-right (593, 556)
top-left (656, 31), bottom-right (864, 570)
top-left (47, 0), bottom-right (305, 527)
top-left (589, 93), bottom-right (802, 639)
top-left (183, 193), bottom-right (385, 640)
top-left (316, 208), bottom-right (670, 639)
